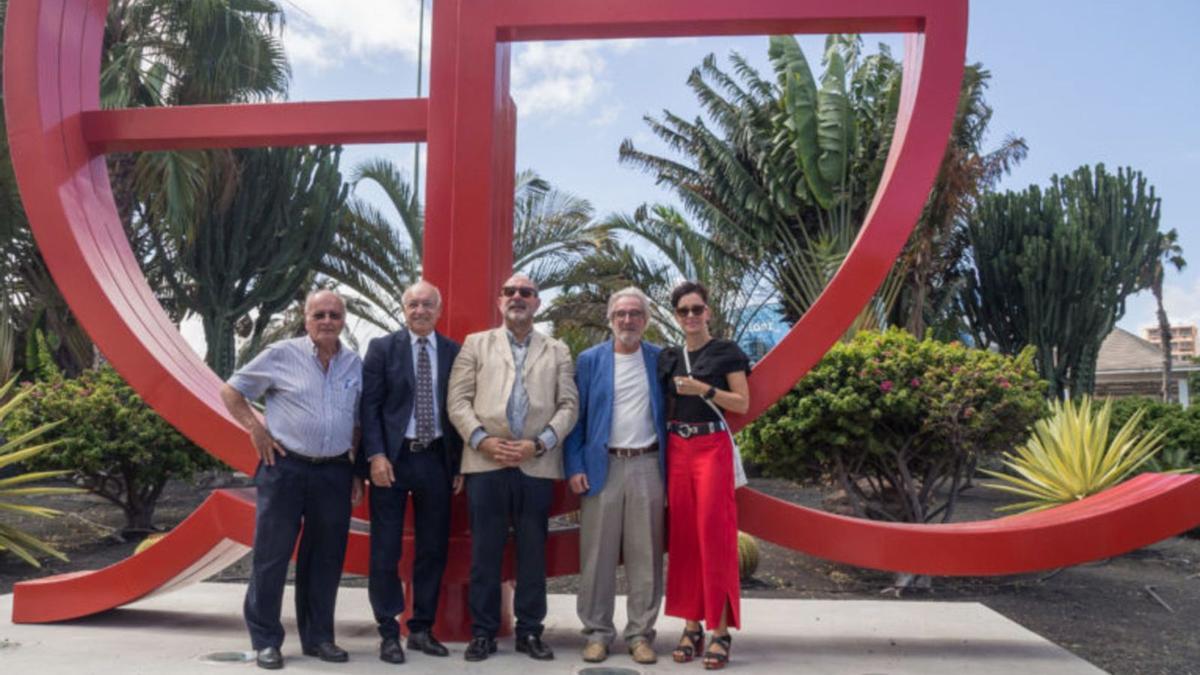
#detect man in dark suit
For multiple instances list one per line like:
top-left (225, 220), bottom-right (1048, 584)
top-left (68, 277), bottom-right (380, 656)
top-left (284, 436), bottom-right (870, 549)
top-left (359, 280), bottom-right (463, 664)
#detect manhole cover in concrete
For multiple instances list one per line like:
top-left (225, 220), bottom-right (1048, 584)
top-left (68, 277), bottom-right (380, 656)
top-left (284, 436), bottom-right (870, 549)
top-left (579, 668), bottom-right (641, 675)
top-left (199, 651), bottom-right (253, 664)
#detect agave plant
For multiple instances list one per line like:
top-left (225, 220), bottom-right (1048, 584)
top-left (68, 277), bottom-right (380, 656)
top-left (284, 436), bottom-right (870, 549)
top-left (0, 377), bottom-right (81, 567)
top-left (984, 396), bottom-right (1167, 513)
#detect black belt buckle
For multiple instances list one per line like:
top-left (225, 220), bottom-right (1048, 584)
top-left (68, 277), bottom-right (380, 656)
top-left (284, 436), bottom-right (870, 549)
top-left (408, 438), bottom-right (438, 452)
top-left (676, 424), bottom-right (696, 439)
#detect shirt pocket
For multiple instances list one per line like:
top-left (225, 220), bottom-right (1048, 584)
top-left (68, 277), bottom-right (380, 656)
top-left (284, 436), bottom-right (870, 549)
top-left (336, 375), bottom-right (361, 414)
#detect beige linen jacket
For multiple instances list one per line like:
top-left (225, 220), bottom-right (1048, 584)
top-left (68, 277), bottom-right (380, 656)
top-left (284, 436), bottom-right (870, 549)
top-left (447, 327), bottom-right (578, 479)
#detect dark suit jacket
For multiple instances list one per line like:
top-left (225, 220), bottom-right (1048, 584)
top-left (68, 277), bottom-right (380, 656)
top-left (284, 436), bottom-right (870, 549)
top-left (358, 328), bottom-right (463, 481)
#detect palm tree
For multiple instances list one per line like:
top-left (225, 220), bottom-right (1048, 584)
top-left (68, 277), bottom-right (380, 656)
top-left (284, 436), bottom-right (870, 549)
top-left (322, 159), bottom-right (606, 332)
top-left (102, 0), bottom-right (291, 325)
top-left (619, 36), bottom-right (906, 333)
top-left (1137, 229), bottom-right (1187, 401)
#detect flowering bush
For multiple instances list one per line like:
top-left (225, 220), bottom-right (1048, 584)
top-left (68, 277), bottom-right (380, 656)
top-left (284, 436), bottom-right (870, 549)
top-left (3, 366), bottom-right (218, 533)
top-left (739, 328), bottom-right (1044, 523)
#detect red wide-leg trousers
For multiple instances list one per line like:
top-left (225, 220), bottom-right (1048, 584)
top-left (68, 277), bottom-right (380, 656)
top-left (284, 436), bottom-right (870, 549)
top-left (664, 430), bottom-right (741, 630)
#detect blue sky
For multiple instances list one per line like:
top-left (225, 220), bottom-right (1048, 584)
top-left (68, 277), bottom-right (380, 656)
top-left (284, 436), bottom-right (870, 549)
top-left (278, 0), bottom-right (1200, 337)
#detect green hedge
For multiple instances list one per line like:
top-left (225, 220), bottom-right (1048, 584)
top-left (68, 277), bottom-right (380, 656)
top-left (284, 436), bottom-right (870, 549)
top-left (3, 366), bottom-right (218, 533)
top-left (739, 328), bottom-right (1045, 523)
top-left (1106, 396), bottom-right (1200, 471)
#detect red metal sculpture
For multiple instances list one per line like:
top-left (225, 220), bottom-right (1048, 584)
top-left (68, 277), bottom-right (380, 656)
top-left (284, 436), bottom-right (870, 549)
top-left (7, 0), bottom-right (1200, 637)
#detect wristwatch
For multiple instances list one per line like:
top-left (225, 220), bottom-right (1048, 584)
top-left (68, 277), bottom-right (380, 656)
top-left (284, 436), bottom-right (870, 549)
top-left (704, 386), bottom-right (718, 400)
top-left (534, 438), bottom-right (548, 457)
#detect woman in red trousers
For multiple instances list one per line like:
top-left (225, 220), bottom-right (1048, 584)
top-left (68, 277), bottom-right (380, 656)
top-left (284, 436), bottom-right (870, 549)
top-left (658, 280), bottom-right (750, 670)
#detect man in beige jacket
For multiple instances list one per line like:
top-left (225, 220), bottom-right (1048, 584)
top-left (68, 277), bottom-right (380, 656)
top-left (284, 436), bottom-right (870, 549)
top-left (447, 273), bottom-right (578, 662)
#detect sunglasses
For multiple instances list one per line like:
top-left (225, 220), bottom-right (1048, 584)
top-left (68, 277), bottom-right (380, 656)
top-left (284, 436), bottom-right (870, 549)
top-left (675, 304), bottom-right (707, 318)
top-left (501, 286), bottom-right (538, 299)
top-left (310, 311), bottom-right (343, 320)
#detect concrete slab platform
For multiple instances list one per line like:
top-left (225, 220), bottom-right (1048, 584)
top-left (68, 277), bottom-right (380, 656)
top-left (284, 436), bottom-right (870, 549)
top-left (0, 582), bottom-right (1104, 674)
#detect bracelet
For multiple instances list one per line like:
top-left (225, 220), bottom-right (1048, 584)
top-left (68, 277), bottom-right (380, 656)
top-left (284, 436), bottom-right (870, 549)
top-left (703, 386), bottom-right (718, 400)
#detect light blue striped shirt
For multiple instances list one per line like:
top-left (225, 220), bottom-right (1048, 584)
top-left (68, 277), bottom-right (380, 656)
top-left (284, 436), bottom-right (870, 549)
top-left (228, 336), bottom-right (362, 458)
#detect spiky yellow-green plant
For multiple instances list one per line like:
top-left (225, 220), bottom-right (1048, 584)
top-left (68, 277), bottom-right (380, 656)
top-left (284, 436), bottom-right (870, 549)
top-left (984, 396), bottom-right (1166, 513)
top-left (0, 377), bottom-right (82, 566)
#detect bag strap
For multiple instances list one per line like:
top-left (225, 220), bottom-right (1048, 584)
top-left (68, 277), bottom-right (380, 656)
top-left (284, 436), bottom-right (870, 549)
top-left (683, 346), bottom-right (730, 427)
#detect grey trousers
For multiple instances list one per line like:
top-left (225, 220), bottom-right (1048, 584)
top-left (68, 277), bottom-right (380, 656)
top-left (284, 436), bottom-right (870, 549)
top-left (576, 451), bottom-right (665, 646)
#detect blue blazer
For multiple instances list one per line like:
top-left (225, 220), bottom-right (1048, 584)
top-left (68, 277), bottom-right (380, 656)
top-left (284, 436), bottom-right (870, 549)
top-left (563, 340), bottom-right (668, 497)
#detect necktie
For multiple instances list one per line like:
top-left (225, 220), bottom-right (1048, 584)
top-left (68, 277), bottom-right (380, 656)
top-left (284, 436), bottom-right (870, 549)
top-left (415, 337), bottom-right (436, 444)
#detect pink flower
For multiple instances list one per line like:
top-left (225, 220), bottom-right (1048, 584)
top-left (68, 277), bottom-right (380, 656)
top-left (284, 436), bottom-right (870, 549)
top-left (910, 378), bottom-right (921, 388)
top-left (880, 380), bottom-right (894, 393)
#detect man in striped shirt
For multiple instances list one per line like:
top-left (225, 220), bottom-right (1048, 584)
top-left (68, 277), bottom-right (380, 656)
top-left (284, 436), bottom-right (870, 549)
top-left (221, 290), bottom-right (363, 670)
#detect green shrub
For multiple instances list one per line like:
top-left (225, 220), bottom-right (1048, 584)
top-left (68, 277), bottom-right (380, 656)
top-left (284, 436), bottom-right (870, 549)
top-left (738, 328), bottom-right (1045, 523)
top-left (984, 396), bottom-right (1166, 512)
top-left (3, 366), bottom-right (218, 533)
top-left (1106, 396), bottom-right (1200, 471)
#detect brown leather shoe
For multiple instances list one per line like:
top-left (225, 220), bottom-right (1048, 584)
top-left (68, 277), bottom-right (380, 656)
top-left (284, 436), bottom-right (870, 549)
top-left (629, 640), bottom-right (657, 664)
top-left (581, 641), bottom-right (607, 663)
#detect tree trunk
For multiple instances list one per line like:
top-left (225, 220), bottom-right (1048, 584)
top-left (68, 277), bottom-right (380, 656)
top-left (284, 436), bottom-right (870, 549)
top-left (203, 312), bottom-right (237, 380)
top-left (1154, 280), bottom-right (1173, 402)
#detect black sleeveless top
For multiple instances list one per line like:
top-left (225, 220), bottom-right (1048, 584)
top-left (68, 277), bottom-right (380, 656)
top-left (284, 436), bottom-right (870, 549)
top-left (658, 338), bottom-right (751, 424)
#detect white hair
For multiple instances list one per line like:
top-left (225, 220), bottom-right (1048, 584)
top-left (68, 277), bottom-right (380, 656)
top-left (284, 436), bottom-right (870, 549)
top-left (401, 279), bottom-right (443, 307)
top-left (304, 289), bottom-right (345, 314)
top-left (606, 286), bottom-right (651, 320)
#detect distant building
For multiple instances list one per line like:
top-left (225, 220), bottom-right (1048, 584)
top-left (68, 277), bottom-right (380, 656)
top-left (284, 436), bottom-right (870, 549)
top-left (735, 302), bottom-right (791, 363)
top-left (1142, 324), bottom-right (1197, 359)
top-left (1095, 328), bottom-right (1200, 407)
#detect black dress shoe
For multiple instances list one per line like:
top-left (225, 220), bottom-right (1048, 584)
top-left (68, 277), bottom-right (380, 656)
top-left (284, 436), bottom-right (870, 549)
top-left (255, 646), bottom-right (283, 670)
top-left (302, 641), bottom-right (349, 663)
top-left (407, 630), bottom-right (450, 657)
top-left (515, 634), bottom-right (554, 660)
top-left (379, 637), bottom-right (405, 664)
top-left (463, 635), bottom-right (497, 662)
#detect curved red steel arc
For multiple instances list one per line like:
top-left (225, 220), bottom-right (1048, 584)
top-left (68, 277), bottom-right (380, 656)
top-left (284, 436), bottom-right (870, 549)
top-left (11, 0), bottom-right (1199, 631)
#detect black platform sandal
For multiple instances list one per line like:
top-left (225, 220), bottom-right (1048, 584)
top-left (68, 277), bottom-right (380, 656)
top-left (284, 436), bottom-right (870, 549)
top-left (703, 633), bottom-right (732, 670)
top-left (672, 627), bottom-right (704, 663)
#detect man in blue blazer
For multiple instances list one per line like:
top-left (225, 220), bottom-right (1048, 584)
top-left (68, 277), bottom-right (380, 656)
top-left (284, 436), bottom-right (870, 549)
top-left (563, 287), bottom-right (668, 665)
top-left (358, 280), bottom-right (463, 664)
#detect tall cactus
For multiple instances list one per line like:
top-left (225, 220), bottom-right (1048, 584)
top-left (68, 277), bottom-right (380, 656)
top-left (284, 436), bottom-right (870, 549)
top-left (156, 145), bottom-right (347, 378)
top-left (962, 164), bottom-right (1161, 398)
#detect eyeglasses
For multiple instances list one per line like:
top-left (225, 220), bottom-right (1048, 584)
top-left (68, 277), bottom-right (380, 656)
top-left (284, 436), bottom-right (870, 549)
top-left (310, 311), bottom-right (343, 321)
top-left (675, 304), bottom-right (707, 318)
top-left (612, 309), bottom-right (645, 321)
top-left (501, 286), bottom-right (538, 299)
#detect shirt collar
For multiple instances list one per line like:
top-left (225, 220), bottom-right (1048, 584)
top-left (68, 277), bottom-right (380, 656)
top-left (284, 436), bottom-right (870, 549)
top-left (410, 330), bottom-right (436, 348)
top-left (305, 334), bottom-right (343, 359)
top-left (506, 329), bottom-right (532, 349)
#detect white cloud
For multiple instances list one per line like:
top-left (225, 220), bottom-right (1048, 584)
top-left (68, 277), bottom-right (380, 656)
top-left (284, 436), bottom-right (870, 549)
top-left (589, 104), bottom-right (622, 127)
top-left (511, 40), bottom-right (643, 120)
top-left (280, 0), bottom-right (430, 71)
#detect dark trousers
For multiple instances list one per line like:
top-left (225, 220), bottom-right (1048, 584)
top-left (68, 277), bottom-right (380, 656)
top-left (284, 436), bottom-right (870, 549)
top-left (368, 447), bottom-right (452, 639)
top-left (466, 468), bottom-right (554, 639)
top-left (244, 454), bottom-right (353, 650)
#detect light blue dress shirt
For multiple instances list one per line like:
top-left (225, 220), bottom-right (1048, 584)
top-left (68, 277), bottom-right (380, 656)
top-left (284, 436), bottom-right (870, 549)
top-left (228, 336), bottom-right (362, 458)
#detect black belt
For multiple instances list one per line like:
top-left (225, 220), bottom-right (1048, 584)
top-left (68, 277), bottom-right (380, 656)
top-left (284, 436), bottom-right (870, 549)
top-left (667, 421), bottom-right (726, 439)
top-left (285, 450), bottom-right (350, 465)
top-left (404, 437), bottom-right (443, 453)
top-left (608, 442), bottom-right (658, 458)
